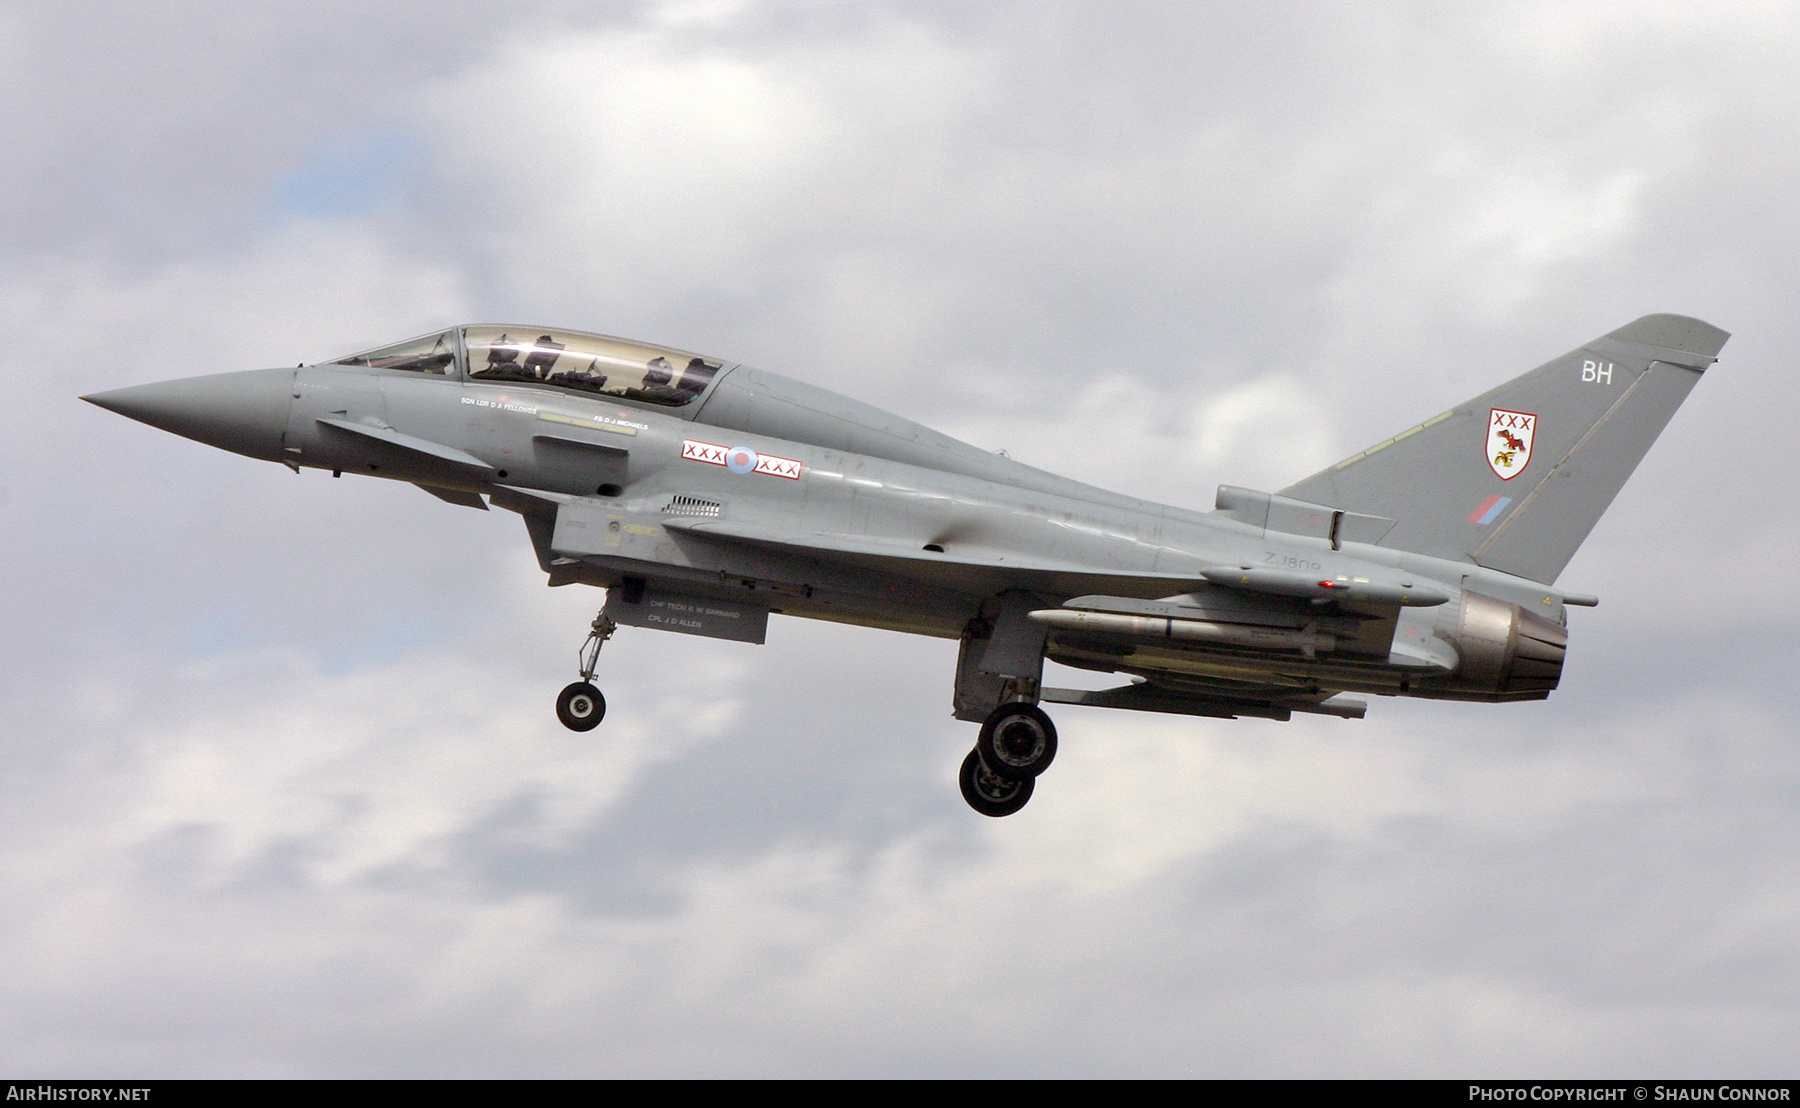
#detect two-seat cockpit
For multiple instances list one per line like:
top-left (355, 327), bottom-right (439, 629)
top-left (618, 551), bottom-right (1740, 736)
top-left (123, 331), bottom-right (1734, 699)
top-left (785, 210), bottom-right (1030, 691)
top-left (333, 326), bottom-right (726, 408)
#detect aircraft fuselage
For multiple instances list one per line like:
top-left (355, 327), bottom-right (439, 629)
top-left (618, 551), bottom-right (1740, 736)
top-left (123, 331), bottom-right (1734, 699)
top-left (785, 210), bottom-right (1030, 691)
top-left (89, 314), bottom-right (1728, 815)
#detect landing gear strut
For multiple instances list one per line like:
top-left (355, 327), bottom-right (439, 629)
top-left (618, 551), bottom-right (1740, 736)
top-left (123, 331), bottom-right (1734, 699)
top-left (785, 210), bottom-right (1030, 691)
top-left (959, 701), bottom-right (1059, 816)
top-left (557, 611), bottom-right (615, 732)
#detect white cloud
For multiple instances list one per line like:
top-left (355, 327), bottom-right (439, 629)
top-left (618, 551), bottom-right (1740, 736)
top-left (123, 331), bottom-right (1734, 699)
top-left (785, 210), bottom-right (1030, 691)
top-left (419, 15), bottom-right (993, 319)
top-left (2, 0), bottom-right (1799, 1078)
top-left (6, 635), bottom-right (1796, 1076)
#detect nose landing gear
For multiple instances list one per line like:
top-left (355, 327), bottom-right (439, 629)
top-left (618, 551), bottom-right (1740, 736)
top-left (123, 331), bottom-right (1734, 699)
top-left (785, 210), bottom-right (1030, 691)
top-left (557, 611), bottom-right (616, 732)
top-left (556, 681), bottom-right (605, 730)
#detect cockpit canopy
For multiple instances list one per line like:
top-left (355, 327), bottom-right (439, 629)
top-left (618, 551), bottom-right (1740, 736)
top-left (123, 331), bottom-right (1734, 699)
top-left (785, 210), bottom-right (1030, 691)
top-left (332, 326), bottom-right (726, 407)
top-left (334, 329), bottom-right (457, 374)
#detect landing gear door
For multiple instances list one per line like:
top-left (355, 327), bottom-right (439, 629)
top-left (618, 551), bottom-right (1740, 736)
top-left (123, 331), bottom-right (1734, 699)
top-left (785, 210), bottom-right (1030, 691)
top-left (604, 584), bottom-right (769, 644)
top-left (979, 590), bottom-right (1049, 680)
top-left (955, 591), bottom-right (1049, 721)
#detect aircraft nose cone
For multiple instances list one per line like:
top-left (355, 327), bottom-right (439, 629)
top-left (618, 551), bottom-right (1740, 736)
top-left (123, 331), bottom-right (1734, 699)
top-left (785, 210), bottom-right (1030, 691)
top-left (83, 367), bottom-right (296, 462)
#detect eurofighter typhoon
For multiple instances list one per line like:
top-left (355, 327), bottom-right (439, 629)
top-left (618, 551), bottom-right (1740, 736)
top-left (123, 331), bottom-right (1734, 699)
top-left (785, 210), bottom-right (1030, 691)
top-left (84, 315), bottom-right (1729, 815)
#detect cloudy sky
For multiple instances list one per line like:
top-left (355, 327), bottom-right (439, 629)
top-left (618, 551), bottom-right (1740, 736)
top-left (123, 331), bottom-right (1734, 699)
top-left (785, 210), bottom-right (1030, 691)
top-left (3, 0), bottom-right (1798, 1077)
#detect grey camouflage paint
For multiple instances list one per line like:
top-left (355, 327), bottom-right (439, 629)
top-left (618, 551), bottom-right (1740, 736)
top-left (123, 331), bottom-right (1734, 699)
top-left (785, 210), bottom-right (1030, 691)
top-left (82, 314), bottom-right (1728, 731)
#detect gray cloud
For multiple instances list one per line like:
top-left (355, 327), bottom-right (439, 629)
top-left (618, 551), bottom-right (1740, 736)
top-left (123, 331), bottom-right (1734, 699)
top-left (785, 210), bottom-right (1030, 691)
top-left (1, 0), bottom-right (1797, 1077)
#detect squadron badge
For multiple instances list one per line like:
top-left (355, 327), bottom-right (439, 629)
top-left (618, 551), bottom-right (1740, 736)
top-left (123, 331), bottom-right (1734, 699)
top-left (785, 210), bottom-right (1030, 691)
top-left (1486, 408), bottom-right (1537, 480)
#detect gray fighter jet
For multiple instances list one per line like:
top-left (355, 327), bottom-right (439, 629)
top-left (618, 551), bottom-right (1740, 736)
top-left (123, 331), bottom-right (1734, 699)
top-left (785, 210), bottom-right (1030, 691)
top-left (83, 315), bottom-right (1729, 816)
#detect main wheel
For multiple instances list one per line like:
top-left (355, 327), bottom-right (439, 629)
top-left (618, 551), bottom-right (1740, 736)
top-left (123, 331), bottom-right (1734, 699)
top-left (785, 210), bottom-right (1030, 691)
top-left (976, 702), bottom-right (1058, 781)
top-left (556, 682), bottom-right (606, 731)
top-left (959, 748), bottom-right (1034, 817)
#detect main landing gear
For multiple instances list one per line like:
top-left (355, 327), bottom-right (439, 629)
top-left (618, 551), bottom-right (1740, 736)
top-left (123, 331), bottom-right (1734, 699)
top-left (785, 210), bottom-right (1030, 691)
top-left (556, 611), bottom-right (615, 732)
top-left (959, 702), bottom-right (1058, 817)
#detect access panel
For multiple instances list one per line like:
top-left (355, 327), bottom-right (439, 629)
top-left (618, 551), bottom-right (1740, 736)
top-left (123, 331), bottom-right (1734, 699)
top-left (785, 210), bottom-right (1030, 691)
top-left (603, 585), bottom-right (768, 644)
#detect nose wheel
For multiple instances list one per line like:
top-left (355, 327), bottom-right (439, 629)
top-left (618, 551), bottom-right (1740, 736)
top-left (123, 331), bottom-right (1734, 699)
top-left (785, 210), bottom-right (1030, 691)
top-left (556, 612), bottom-right (616, 732)
top-left (557, 682), bottom-right (606, 731)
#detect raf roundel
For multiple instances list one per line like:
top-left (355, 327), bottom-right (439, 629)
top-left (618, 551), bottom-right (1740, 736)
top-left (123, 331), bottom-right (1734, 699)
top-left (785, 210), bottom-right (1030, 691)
top-left (680, 438), bottom-right (804, 479)
top-left (726, 446), bottom-right (758, 474)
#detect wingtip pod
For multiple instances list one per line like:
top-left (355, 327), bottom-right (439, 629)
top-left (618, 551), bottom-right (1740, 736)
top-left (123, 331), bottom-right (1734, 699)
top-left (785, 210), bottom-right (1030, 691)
top-left (1605, 314), bottom-right (1731, 364)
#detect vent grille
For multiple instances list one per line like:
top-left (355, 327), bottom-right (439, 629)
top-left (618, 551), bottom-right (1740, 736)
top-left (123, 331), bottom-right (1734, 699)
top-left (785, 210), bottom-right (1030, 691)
top-left (663, 495), bottom-right (722, 518)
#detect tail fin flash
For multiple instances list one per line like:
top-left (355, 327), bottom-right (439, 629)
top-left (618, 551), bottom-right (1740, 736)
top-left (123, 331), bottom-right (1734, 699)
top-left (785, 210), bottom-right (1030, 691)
top-left (1279, 314), bottom-right (1729, 584)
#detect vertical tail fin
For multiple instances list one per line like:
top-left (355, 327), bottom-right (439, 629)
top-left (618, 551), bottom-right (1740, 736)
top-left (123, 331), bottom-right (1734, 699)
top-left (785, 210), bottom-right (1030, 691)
top-left (1279, 314), bottom-right (1729, 584)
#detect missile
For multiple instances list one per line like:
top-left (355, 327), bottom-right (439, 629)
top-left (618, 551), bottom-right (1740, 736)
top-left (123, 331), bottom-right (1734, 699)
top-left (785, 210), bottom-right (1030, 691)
top-left (1029, 608), bottom-right (1338, 655)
